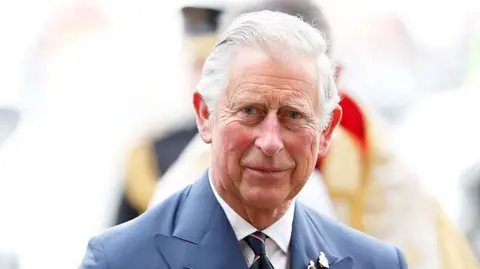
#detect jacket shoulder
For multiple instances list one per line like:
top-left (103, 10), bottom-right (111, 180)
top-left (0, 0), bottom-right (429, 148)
top-left (81, 185), bottom-right (193, 268)
top-left (301, 204), bottom-right (407, 268)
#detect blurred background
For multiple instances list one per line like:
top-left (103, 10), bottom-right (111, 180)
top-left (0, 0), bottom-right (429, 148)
top-left (0, 0), bottom-right (479, 268)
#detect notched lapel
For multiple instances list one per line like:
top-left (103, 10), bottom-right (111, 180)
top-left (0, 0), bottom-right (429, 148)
top-left (290, 202), bottom-right (354, 269)
top-left (178, 204), bottom-right (248, 269)
top-left (155, 172), bottom-right (247, 269)
top-left (329, 256), bottom-right (354, 269)
top-left (155, 233), bottom-right (195, 269)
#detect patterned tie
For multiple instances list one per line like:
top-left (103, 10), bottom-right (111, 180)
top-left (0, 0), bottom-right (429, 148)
top-left (245, 231), bottom-right (275, 269)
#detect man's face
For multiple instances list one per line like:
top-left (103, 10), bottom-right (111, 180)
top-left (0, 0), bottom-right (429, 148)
top-left (194, 47), bottom-right (341, 210)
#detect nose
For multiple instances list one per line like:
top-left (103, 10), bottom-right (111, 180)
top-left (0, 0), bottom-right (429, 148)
top-left (255, 112), bottom-right (284, 156)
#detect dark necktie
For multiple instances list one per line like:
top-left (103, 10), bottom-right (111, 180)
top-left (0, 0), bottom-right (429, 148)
top-left (245, 231), bottom-right (275, 269)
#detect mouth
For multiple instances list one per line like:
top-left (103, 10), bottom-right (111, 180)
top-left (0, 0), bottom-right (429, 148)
top-left (245, 166), bottom-right (288, 174)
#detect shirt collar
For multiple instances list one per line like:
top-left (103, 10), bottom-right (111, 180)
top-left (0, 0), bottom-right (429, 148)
top-left (209, 169), bottom-right (294, 253)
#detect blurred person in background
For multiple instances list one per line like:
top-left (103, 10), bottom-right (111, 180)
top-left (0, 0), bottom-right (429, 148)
top-left (1, 0), bottom-right (197, 268)
top-left (393, 5), bottom-right (480, 224)
top-left (393, 9), bottom-right (480, 263)
top-left (144, 1), bottom-right (479, 269)
top-left (0, 2), bottom-right (133, 268)
top-left (112, 0), bottom-right (224, 225)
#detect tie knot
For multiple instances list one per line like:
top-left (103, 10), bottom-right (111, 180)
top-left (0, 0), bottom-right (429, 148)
top-left (245, 231), bottom-right (267, 256)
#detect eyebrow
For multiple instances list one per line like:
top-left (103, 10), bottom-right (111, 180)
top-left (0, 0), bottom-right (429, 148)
top-left (231, 99), bottom-right (313, 114)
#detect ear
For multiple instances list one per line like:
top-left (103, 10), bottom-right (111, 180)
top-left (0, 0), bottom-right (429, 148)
top-left (193, 91), bottom-right (212, 143)
top-left (318, 105), bottom-right (342, 156)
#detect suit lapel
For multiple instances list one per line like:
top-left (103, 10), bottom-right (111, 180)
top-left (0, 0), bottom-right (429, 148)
top-left (155, 171), bottom-right (247, 269)
top-left (290, 202), bottom-right (354, 269)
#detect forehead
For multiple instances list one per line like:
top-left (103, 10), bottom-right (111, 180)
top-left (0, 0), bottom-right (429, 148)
top-left (226, 47), bottom-right (318, 107)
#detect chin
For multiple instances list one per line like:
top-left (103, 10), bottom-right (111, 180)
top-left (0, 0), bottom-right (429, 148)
top-left (242, 191), bottom-right (286, 210)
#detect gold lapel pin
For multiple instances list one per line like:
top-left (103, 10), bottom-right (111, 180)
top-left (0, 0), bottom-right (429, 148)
top-left (318, 252), bottom-right (329, 268)
top-left (307, 260), bottom-right (316, 269)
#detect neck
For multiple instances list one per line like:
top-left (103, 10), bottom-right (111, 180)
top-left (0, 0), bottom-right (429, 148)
top-left (212, 172), bottom-right (292, 230)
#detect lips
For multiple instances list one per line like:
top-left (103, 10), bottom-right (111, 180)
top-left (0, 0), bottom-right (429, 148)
top-left (245, 166), bottom-right (287, 173)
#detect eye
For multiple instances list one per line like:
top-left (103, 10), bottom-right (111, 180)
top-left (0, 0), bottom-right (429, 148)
top-left (243, 107), bottom-right (257, 115)
top-left (286, 110), bottom-right (303, 119)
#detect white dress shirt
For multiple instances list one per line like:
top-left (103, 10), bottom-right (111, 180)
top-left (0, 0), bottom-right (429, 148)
top-left (209, 171), bottom-right (294, 269)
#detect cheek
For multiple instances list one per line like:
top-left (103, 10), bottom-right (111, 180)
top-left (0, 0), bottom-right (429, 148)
top-left (220, 121), bottom-right (254, 156)
top-left (285, 127), bottom-right (320, 176)
top-left (285, 127), bottom-right (318, 156)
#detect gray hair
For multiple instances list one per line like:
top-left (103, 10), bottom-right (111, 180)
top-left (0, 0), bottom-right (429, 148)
top-left (196, 10), bottom-right (339, 129)
top-left (219, 0), bottom-right (332, 53)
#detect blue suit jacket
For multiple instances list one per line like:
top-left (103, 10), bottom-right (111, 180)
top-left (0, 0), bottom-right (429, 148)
top-left (81, 171), bottom-right (408, 269)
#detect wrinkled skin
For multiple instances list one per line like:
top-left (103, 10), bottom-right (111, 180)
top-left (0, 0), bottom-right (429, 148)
top-left (194, 47), bottom-right (342, 228)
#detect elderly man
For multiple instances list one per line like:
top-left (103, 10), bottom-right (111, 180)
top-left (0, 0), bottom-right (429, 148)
top-left (80, 11), bottom-right (407, 269)
top-left (147, 0), bottom-right (337, 220)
